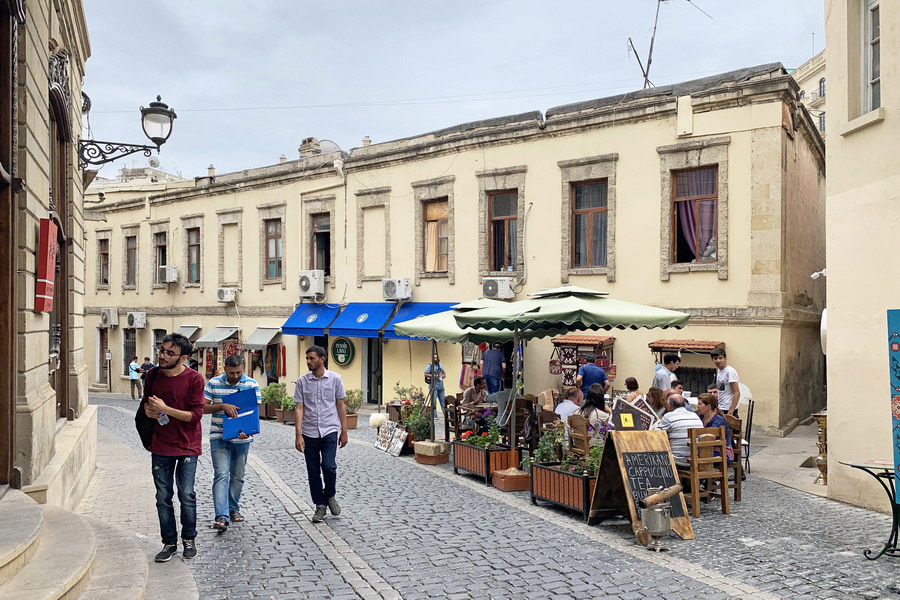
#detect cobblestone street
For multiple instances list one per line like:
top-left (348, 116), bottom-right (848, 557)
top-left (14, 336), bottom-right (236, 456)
top-left (78, 394), bottom-right (900, 600)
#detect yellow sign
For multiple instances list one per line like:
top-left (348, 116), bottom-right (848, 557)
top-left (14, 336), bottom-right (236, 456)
top-left (620, 413), bottom-right (634, 428)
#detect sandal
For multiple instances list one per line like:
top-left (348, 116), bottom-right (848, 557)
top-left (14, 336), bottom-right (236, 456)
top-left (212, 517), bottom-right (228, 532)
top-left (229, 511), bottom-right (244, 523)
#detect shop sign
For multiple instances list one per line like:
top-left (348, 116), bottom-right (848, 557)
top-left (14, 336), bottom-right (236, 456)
top-left (35, 218), bottom-right (58, 312)
top-left (331, 337), bottom-right (355, 367)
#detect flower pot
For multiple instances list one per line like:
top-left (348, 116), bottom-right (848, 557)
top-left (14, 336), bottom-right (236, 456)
top-left (530, 463), bottom-right (597, 522)
top-left (282, 408), bottom-right (295, 425)
top-left (346, 413), bottom-right (359, 430)
top-left (414, 440), bottom-right (451, 465)
top-left (452, 441), bottom-right (517, 486)
top-left (492, 468), bottom-right (531, 492)
top-left (387, 403), bottom-right (403, 423)
top-left (274, 407), bottom-right (284, 422)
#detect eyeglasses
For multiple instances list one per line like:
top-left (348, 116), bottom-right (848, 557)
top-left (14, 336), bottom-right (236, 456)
top-left (158, 349), bottom-right (181, 358)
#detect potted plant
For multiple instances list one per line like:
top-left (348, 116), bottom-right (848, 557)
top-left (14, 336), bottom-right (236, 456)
top-left (452, 412), bottom-right (517, 486)
top-left (281, 396), bottom-right (297, 425)
top-left (260, 382), bottom-right (287, 420)
top-left (389, 383), bottom-right (425, 423)
top-left (344, 389), bottom-right (363, 430)
top-left (530, 421), bottom-right (611, 522)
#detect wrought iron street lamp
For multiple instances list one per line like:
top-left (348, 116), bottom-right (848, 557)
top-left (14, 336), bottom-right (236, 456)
top-left (78, 95), bottom-right (177, 169)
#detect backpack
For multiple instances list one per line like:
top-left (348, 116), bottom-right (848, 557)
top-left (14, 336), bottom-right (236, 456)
top-left (134, 367), bottom-right (160, 451)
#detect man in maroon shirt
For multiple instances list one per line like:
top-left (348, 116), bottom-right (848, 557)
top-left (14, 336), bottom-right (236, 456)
top-left (144, 333), bottom-right (205, 562)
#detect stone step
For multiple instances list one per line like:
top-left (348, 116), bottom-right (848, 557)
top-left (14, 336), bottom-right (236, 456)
top-left (78, 519), bottom-right (148, 600)
top-left (87, 385), bottom-right (108, 393)
top-left (0, 506), bottom-right (96, 600)
top-left (0, 490), bottom-right (43, 586)
top-left (141, 539), bottom-right (199, 600)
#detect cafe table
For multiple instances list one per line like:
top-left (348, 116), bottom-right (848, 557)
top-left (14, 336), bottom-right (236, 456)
top-left (839, 459), bottom-right (899, 560)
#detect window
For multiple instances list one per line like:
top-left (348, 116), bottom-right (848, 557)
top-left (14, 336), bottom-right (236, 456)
top-left (122, 328), bottom-right (136, 376)
top-left (264, 218), bottom-right (282, 279)
top-left (672, 167), bottom-right (717, 264)
top-left (571, 181), bottom-right (608, 268)
top-left (187, 227), bottom-right (201, 283)
top-left (819, 112), bottom-right (826, 132)
top-left (488, 190), bottom-right (517, 272)
top-left (153, 231), bottom-right (167, 284)
top-left (818, 77), bottom-right (826, 98)
top-left (864, 0), bottom-right (880, 111)
top-left (99, 239), bottom-right (109, 285)
top-left (799, 90), bottom-right (805, 99)
top-left (152, 329), bottom-right (167, 358)
top-left (125, 235), bottom-right (137, 286)
top-left (312, 214), bottom-right (331, 276)
top-left (424, 199), bottom-right (449, 272)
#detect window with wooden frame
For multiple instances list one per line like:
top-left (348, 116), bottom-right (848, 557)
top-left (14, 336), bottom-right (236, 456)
top-left (488, 190), bottom-right (517, 272)
top-left (124, 235), bottom-right (137, 286)
top-left (264, 218), bottom-right (283, 279)
top-left (423, 199), bottom-right (449, 272)
top-left (312, 213), bottom-right (331, 276)
top-left (99, 238), bottom-right (110, 285)
top-left (152, 231), bottom-right (167, 284)
top-left (571, 180), bottom-right (609, 268)
top-left (122, 328), bottom-right (135, 376)
top-left (863, 0), bottom-right (880, 112)
top-left (186, 227), bottom-right (201, 283)
top-left (671, 167), bottom-right (718, 264)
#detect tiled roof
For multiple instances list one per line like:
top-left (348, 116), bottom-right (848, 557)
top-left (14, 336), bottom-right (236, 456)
top-left (648, 339), bottom-right (725, 352)
top-left (551, 334), bottom-right (616, 346)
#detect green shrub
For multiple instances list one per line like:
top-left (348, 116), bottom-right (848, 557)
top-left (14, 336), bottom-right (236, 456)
top-left (261, 382), bottom-right (287, 405)
top-left (406, 406), bottom-right (432, 441)
top-left (344, 389), bottom-right (364, 414)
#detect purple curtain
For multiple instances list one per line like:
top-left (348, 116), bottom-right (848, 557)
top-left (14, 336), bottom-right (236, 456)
top-left (698, 200), bottom-right (717, 259)
top-left (678, 201), bottom-right (698, 258)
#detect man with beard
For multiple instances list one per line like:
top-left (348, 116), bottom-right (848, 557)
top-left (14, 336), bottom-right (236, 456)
top-left (144, 333), bottom-right (205, 562)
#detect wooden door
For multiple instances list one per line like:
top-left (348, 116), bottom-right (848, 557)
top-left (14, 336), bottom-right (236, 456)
top-left (99, 329), bottom-right (109, 385)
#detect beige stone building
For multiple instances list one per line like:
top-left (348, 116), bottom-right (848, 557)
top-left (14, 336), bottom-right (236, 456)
top-left (84, 63), bottom-right (826, 436)
top-left (1, 0), bottom-right (94, 508)
top-left (792, 49), bottom-right (827, 138)
top-left (824, 0), bottom-right (895, 511)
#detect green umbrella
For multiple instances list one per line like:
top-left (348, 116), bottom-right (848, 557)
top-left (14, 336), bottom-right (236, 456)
top-left (392, 298), bottom-right (516, 344)
top-left (454, 285), bottom-right (689, 334)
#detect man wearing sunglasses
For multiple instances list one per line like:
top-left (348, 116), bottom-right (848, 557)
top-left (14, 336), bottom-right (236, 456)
top-left (143, 333), bottom-right (205, 563)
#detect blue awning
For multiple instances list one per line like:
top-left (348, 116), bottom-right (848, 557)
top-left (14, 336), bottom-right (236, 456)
top-left (384, 302), bottom-right (457, 340)
top-left (282, 303), bottom-right (340, 337)
top-left (327, 303), bottom-right (396, 338)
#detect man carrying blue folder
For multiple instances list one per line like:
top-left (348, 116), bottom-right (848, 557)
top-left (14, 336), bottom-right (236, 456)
top-left (203, 354), bottom-right (261, 532)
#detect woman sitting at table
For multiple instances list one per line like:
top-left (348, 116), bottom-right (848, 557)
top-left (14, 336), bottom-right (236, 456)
top-left (696, 392), bottom-right (734, 463)
top-left (624, 377), bottom-right (642, 403)
top-left (647, 386), bottom-right (666, 418)
top-left (577, 384), bottom-right (610, 429)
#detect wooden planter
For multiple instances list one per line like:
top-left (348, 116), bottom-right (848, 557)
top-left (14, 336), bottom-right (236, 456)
top-left (452, 441), bottom-right (516, 486)
top-left (274, 407), bottom-right (284, 422)
top-left (262, 402), bottom-right (278, 420)
top-left (387, 403), bottom-right (403, 423)
top-left (346, 413), bottom-right (359, 430)
top-left (282, 408), bottom-right (296, 425)
top-left (530, 463), bottom-right (597, 522)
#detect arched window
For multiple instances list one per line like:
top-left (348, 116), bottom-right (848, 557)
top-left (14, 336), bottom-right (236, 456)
top-left (818, 77), bottom-right (826, 97)
top-left (799, 90), bottom-right (806, 99)
top-left (819, 113), bottom-right (826, 133)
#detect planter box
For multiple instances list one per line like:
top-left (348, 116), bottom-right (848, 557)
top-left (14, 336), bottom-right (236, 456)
top-left (452, 441), bottom-right (516, 486)
top-left (346, 413), bottom-right (359, 430)
top-left (492, 469), bottom-right (530, 492)
top-left (262, 403), bottom-right (277, 420)
top-left (530, 463), bottom-right (597, 522)
top-left (283, 409), bottom-right (296, 425)
top-left (274, 408), bottom-right (284, 422)
top-left (415, 453), bottom-right (449, 465)
top-left (387, 403), bottom-right (403, 423)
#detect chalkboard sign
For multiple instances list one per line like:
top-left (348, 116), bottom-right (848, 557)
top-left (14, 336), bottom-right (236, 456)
top-left (621, 451), bottom-right (685, 519)
top-left (588, 430), bottom-right (693, 540)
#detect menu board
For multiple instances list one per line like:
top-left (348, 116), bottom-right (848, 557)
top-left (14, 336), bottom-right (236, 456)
top-left (621, 451), bottom-right (685, 519)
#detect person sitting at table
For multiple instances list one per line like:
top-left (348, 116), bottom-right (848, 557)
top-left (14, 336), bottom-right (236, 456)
top-left (460, 376), bottom-right (488, 431)
top-left (577, 385), bottom-right (610, 432)
top-left (555, 387), bottom-right (582, 421)
top-left (652, 394), bottom-right (703, 467)
top-left (696, 393), bottom-right (734, 464)
top-left (707, 383), bottom-right (718, 402)
top-left (647, 386), bottom-right (666, 418)
top-left (624, 377), bottom-right (642, 403)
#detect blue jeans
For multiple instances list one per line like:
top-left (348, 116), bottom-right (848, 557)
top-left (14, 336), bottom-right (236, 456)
top-left (151, 453), bottom-right (198, 544)
top-left (484, 375), bottom-right (502, 395)
top-left (210, 438), bottom-right (250, 522)
top-left (434, 385), bottom-right (446, 414)
top-left (303, 432), bottom-right (337, 506)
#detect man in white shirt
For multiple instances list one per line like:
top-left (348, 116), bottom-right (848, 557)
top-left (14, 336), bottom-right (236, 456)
top-left (711, 349), bottom-right (740, 417)
top-left (555, 387), bottom-right (583, 421)
top-left (652, 354), bottom-right (680, 391)
top-left (652, 394), bottom-right (703, 466)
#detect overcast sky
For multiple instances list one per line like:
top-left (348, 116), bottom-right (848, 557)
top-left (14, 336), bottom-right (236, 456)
top-left (82, 1), bottom-right (823, 179)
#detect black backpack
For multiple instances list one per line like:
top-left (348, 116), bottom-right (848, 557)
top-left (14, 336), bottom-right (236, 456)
top-left (134, 367), bottom-right (160, 451)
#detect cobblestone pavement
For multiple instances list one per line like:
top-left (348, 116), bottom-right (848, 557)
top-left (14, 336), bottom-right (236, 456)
top-left (80, 394), bottom-right (900, 600)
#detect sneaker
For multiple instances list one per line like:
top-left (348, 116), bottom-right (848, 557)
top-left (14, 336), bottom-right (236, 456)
top-left (327, 497), bottom-right (341, 516)
top-left (312, 505), bottom-right (327, 523)
top-left (154, 543), bottom-right (178, 563)
top-left (182, 538), bottom-right (197, 559)
top-left (212, 517), bottom-right (228, 532)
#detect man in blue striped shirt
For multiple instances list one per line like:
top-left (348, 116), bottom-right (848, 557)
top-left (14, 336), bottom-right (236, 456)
top-left (203, 354), bottom-right (261, 532)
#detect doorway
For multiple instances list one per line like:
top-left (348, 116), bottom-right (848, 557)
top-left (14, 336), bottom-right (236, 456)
top-left (98, 328), bottom-right (109, 385)
top-left (365, 337), bottom-right (383, 404)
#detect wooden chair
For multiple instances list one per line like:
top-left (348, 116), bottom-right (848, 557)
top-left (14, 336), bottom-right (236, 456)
top-left (676, 427), bottom-right (730, 518)
top-left (741, 399), bottom-right (755, 473)
top-left (444, 393), bottom-right (473, 442)
top-left (502, 397), bottom-right (532, 452)
top-left (725, 415), bottom-right (743, 502)
top-left (567, 414), bottom-right (591, 457)
top-left (538, 389), bottom-right (559, 412)
top-left (537, 409), bottom-right (563, 461)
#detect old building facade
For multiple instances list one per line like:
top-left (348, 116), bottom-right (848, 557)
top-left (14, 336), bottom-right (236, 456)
top-left (84, 63), bottom-right (825, 435)
top-left (793, 49), bottom-right (827, 138)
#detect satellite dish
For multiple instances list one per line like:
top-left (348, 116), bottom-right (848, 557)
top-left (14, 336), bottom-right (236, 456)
top-left (148, 156), bottom-right (160, 168)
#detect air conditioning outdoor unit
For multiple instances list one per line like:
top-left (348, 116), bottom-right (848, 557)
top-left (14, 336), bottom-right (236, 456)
top-left (217, 288), bottom-right (238, 303)
top-left (99, 308), bottom-right (118, 328)
top-left (298, 270), bottom-right (325, 298)
top-left (482, 277), bottom-right (515, 300)
top-left (126, 311), bottom-right (147, 329)
top-left (382, 277), bottom-right (412, 302)
top-left (159, 265), bottom-right (179, 284)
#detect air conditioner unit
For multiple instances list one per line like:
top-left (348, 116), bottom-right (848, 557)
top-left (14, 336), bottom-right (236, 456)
top-left (99, 308), bottom-right (118, 328)
top-left (382, 277), bottom-right (412, 302)
top-left (126, 311), bottom-right (147, 329)
top-left (298, 270), bottom-right (325, 298)
top-left (159, 265), bottom-right (179, 284)
top-left (217, 288), bottom-right (237, 303)
top-left (482, 277), bottom-right (515, 300)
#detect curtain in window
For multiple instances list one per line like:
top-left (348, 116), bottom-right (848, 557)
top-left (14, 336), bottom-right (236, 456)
top-left (593, 211), bottom-right (608, 267)
top-left (425, 220), bottom-right (439, 271)
top-left (678, 201), bottom-right (698, 259)
top-left (698, 200), bottom-right (717, 260)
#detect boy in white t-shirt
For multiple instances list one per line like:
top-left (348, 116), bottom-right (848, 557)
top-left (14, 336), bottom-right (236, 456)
top-left (711, 349), bottom-right (740, 417)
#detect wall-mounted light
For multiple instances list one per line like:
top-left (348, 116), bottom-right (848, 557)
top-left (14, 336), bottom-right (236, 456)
top-left (78, 95), bottom-right (177, 169)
